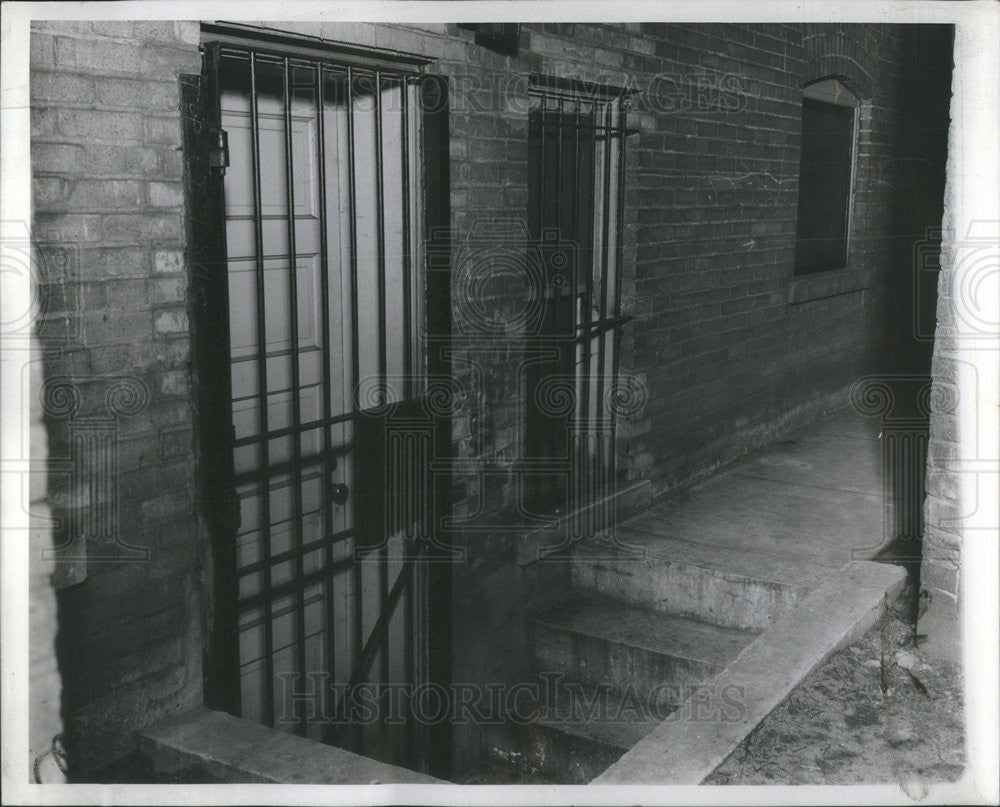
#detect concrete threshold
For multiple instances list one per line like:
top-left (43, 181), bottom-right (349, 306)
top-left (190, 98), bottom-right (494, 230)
top-left (592, 559), bottom-right (906, 785)
top-left (139, 706), bottom-right (444, 784)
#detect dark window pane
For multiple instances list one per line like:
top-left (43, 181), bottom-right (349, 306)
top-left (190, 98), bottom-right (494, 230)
top-left (794, 98), bottom-right (855, 274)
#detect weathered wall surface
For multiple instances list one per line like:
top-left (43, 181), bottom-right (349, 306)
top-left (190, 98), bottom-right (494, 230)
top-left (30, 20), bottom-right (204, 774)
top-left (918, 22), bottom-right (997, 664)
top-left (29, 20), bottom-right (951, 777)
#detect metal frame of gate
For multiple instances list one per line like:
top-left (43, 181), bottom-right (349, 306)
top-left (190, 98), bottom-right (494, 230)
top-left (524, 75), bottom-right (634, 539)
top-left (182, 25), bottom-right (452, 777)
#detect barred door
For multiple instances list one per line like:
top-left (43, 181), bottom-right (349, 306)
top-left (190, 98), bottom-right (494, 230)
top-left (184, 34), bottom-right (451, 775)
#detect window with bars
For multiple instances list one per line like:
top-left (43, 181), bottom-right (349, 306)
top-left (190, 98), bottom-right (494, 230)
top-left (524, 77), bottom-right (631, 532)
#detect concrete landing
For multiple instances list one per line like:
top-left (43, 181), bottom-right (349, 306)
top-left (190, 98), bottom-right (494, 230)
top-left (593, 559), bottom-right (906, 784)
top-left (139, 706), bottom-right (443, 784)
top-left (572, 411), bottom-right (889, 629)
top-left (620, 410), bottom-right (887, 577)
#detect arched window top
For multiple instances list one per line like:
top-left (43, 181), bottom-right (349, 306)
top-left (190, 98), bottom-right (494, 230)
top-left (803, 77), bottom-right (860, 107)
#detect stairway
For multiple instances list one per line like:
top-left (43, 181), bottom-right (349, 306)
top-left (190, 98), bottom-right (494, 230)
top-left (474, 413), bottom-right (897, 784)
top-left (479, 535), bottom-right (769, 783)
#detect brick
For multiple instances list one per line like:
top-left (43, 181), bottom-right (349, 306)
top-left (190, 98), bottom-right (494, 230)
top-left (32, 142), bottom-right (85, 174)
top-left (54, 36), bottom-right (144, 74)
top-left (82, 144), bottom-right (162, 176)
top-left (80, 246), bottom-right (149, 278)
top-left (158, 370), bottom-right (189, 397)
top-left (33, 213), bottom-right (102, 243)
top-left (102, 213), bottom-right (182, 242)
top-left (31, 70), bottom-right (96, 103)
top-left (174, 21), bottom-right (201, 46)
top-left (154, 307), bottom-right (189, 335)
top-left (141, 492), bottom-right (184, 524)
top-left (31, 107), bottom-right (58, 138)
top-left (153, 250), bottom-right (184, 274)
top-left (128, 21), bottom-right (182, 42)
top-left (94, 76), bottom-right (180, 109)
top-left (58, 108), bottom-right (144, 141)
top-left (83, 311), bottom-right (151, 344)
top-left (144, 115), bottom-right (182, 144)
top-left (148, 181), bottom-right (184, 208)
top-left (143, 45), bottom-right (201, 75)
top-left (33, 177), bottom-right (67, 207)
top-left (29, 32), bottom-right (56, 67)
top-left (159, 426), bottom-right (193, 459)
top-left (66, 179), bottom-right (146, 209)
top-left (921, 558), bottom-right (958, 595)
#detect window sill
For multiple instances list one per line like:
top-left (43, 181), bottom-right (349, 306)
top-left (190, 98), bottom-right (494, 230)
top-left (787, 269), bottom-right (867, 304)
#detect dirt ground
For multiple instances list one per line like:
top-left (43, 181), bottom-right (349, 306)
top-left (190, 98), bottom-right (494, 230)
top-left (706, 582), bottom-right (966, 790)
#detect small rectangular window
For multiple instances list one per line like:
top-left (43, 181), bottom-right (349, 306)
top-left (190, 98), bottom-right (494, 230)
top-left (794, 92), bottom-right (857, 274)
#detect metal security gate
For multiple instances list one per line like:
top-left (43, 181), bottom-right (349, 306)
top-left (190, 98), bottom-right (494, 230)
top-left (524, 76), bottom-right (632, 538)
top-left (183, 28), bottom-right (452, 776)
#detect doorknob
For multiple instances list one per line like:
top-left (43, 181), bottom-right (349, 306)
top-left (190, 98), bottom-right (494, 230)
top-left (331, 483), bottom-right (349, 506)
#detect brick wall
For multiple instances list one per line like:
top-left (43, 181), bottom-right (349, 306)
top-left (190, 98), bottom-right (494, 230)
top-left (917, 22), bottom-right (997, 662)
top-left (30, 20), bottom-right (204, 774)
top-left (30, 20), bottom-right (950, 777)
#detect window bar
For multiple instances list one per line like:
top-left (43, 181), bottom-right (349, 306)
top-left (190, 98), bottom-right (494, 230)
top-left (596, 101), bottom-right (613, 430)
top-left (403, 541), bottom-right (415, 767)
top-left (247, 50), bottom-right (276, 728)
top-left (345, 65), bottom-right (365, 755)
top-left (555, 96), bottom-right (563, 339)
top-left (554, 96), bottom-right (569, 520)
top-left (575, 101), bottom-right (589, 431)
top-left (238, 524), bottom-right (352, 578)
top-left (402, 84), bottom-right (418, 751)
top-left (576, 101), bottom-right (592, 492)
top-left (282, 55), bottom-right (309, 737)
top-left (535, 93), bottom-right (547, 513)
top-left (400, 78), bottom-right (413, 400)
top-left (609, 100), bottom-right (628, 530)
top-left (315, 63), bottom-right (337, 726)
top-left (373, 70), bottom-right (391, 728)
top-left (233, 411), bottom-right (355, 447)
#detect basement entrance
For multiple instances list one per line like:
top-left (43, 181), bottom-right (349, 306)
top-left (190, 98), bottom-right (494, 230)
top-left (183, 30), bottom-right (451, 776)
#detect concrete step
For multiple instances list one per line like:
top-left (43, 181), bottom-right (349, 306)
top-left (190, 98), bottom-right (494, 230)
top-left (480, 678), bottom-right (663, 784)
top-left (570, 535), bottom-right (818, 630)
top-left (528, 596), bottom-right (760, 703)
top-left (593, 559), bottom-right (907, 784)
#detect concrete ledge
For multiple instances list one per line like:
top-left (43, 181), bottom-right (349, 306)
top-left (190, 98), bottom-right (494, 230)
top-left (139, 706), bottom-right (444, 784)
top-left (515, 478), bottom-right (653, 567)
top-left (592, 560), bottom-right (906, 784)
top-left (787, 270), bottom-right (867, 304)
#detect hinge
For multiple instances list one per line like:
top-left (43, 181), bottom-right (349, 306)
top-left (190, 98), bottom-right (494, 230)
top-left (208, 128), bottom-right (230, 174)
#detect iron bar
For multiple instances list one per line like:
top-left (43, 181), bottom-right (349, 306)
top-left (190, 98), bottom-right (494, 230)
top-left (315, 63), bottom-right (337, 724)
top-left (596, 101), bottom-right (613, 430)
top-left (282, 56), bottom-right (309, 736)
top-left (345, 65), bottom-right (365, 755)
top-left (247, 50), bottom-right (276, 728)
top-left (373, 70), bottom-right (391, 718)
top-left (237, 525), bottom-right (354, 578)
top-left (400, 78), bottom-right (413, 399)
top-left (238, 554), bottom-right (354, 612)
top-left (232, 411), bottom-right (357, 447)
top-left (609, 99), bottom-right (628, 518)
